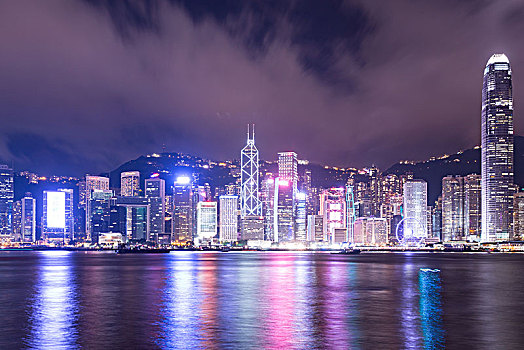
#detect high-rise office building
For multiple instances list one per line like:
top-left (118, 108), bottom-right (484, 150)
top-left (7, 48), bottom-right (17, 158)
top-left (84, 175), bottom-right (110, 240)
top-left (403, 180), bottom-right (428, 238)
top-left (513, 192), bottom-right (524, 239)
top-left (481, 53), bottom-right (514, 241)
top-left (353, 217), bottom-right (388, 246)
top-left (320, 188), bottom-right (346, 243)
top-left (196, 201), bottom-right (217, 243)
top-left (0, 165), bottom-right (14, 238)
top-left (278, 152), bottom-right (298, 190)
top-left (145, 178), bottom-right (165, 243)
top-left (303, 169), bottom-right (315, 215)
top-left (109, 204), bottom-right (127, 237)
top-left (21, 194), bottom-right (36, 243)
top-left (241, 125), bottom-right (261, 217)
top-left (42, 189), bottom-right (74, 242)
top-left (173, 176), bottom-right (193, 242)
top-left (89, 189), bottom-right (113, 243)
top-left (12, 200), bottom-right (22, 241)
top-left (192, 185), bottom-right (207, 238)
top-left (164, 195), bottom-right (174, 240)
top-left (432, 197), bottom-right (443, 241)
top-left (464, 174), bottom-right (481, 241)
top-left (275, 178), bottom-right (294, 242)
top-left (219, 195), bottom-right (238, 242)
top-left (442, 176), bottom-right (464, 241)
top-left (307, 215), bottom-right (324, 242)
top-left (261, 176), bottom-right (276, 241)
top-left (368, 166), bottom-right (381, 217)
top-left (115, 196), bottom-right (149, 241)
top-left (240, 216), bottom-right (264, 241)
top-left (84, 175), bottom-right (110, 206)
top-left (295, 192), bottom-right (307, 241)
top-left (346, 184), bottom-right (357, 243)
top-left (121, 171), bottom-right (140, 197)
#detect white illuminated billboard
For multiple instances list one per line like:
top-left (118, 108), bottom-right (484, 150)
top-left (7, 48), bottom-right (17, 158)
top-left (46, 191), bottom-right (66, 228)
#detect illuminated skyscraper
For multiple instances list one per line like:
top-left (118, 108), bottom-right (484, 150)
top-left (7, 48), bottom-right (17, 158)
top-left (441, 176), bottom-right (464, 241)
top-left (84, 175), bottom-right (110, 239)
top-left (403, 180), bottom-right (428, 238)
top-left (145, 178), bottom-right (165, 243)
top-left (43, 189), bottom-right (74, 243)
top-left (84, 175), bottom-right (110, 207)
top-left (0, 164), bottom-right (14, 238)
top-left (241, 125), bottom-right (261, 216)
top-left (219, 195), bottom-right (238, 242)
top-left (295, 192), bottom-right (307, 241)
top-left (89, 189), bottom-right (113, 243)
top-left (346, 184), bottom-right (356, 243)
top-left (196, 202), bottom-right (217, 244)
top-left (320, 188), bottom-right (346, 243)
top-left (481, 53), bottom-right (514, 241)
top-left (173, 176), bottom-right (193, 242)
top-left (368, 166), bottom-right (381, 217)
top-left (121, 171), bottom-right (140, 197)
top-left (278, 152), bottom-right (298, 190)
top-left (12, 201), bottom-right (22, 241)
top-left (464, 174), bottom-right (481, 241)
top-left (513, 192), bottom-right (524, 239)
top-left (307, 215), bottom-right (323, 242)
top-left (114, 196), bottom-right (149, 241)
top-left (261, 175), bottom-right (276, 240)
top-left (274, 178), bottom-right (295, 242)
top-left (353, 217), bottom-right (388, 246)
top-left (21, 194), bottom-right (36, 242)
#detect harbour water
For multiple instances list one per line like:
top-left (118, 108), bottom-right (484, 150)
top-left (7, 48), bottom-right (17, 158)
top-left (1, 251), bottom-right (523, 349)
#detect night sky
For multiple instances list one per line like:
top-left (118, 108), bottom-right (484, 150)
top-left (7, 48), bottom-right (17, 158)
top-left (1, 0), bottom-right (523, 176)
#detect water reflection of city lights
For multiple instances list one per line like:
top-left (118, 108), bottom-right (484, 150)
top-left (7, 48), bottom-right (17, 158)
top-left (419, 268), bottom-right (445, 349)
top-left (26, 251), bottom-right (78, 349)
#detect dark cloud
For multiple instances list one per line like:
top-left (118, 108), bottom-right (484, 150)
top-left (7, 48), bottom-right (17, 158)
top-left (0, 0), bottom-right (523, 175)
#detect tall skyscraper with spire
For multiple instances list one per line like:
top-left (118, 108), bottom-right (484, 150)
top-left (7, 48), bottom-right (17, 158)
top-left (241, 124), bottom-right (261, 216)
top-left (481, 53), bottom-right (514, 242)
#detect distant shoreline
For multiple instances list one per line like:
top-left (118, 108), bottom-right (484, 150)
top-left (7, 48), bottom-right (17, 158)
top-left (0, 247), bottom-right (517, 253)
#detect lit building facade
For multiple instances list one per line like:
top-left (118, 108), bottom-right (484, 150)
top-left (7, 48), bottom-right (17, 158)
top-left (197, 201), bottom-right (217, 243)
top-left (513, 192), bottom-right (524, 240)
top-left (219, 195), bottom-right (238, 242)
top-left (42, 189), bottom-right (75, 243)
top-left (21, 194), bottom-right (36, 242)
top-left (115, 196), bottom-right (149, 241)
top-left (261, 176), bottom-right (275, 241)
top-left (295, 192), bottom-right (307, 241)
top-left (307, 215), bottom-right (323, 242)
top-left (240, 216), bottom-right (264, 241)
top-left (173, 176), bottom-right (193, 242)
top-left (442, 176), bottom-right (464, 241)
top-left (320, 188), bottom-right (346, 243)
top-left (12, 201), bottom-right (22, 241)
top-left (145, 178), bottom-right (165, 243)
top-left (481, 53), bottom-right (514, 241)
top-left (353, 217), bottom-right (388, 246)
top-left (464, 174), bottom-right (481, 241)
top-left (278, 152), bottom-right (298, 189)
top-left (275, 178), bottom-right (294, 242)
top-left (89, 189), bottom-right (113, 243)
top-left (403, 180), bottom-right (428, 238)
top-left (0, 164), bottom-right (14, 238)
top-left (121, 171), bottom-right (140, 197)
top-left (85, 175), bottom-right (110, 240)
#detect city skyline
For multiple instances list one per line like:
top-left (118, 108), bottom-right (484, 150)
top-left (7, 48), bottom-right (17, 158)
top-left (3, 2), bottom-right (524, 349)
top-left (1, 1), bottom-right (524, 175)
